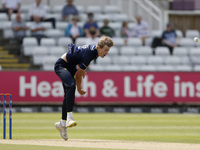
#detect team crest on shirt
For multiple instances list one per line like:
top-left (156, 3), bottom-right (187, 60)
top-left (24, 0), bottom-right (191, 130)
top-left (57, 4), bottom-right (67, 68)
top-left (91, 45), bottom-right (96, 50)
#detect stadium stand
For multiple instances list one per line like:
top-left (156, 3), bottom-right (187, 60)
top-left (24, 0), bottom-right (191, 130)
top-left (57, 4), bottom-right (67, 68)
top-left (0, 0), bottom-right (199, 72)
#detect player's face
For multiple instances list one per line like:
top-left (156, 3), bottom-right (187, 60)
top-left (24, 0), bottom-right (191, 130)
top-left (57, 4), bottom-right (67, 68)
top-left (97, 45), bottom-right (110, 58)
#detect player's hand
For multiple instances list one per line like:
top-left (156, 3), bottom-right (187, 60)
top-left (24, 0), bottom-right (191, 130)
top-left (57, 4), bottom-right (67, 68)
top-left (78, 89), bottom-right (86, 95)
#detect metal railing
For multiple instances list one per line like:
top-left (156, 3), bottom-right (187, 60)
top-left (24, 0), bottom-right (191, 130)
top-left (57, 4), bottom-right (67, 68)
top-left (111, 0), bottom-right (163, 31)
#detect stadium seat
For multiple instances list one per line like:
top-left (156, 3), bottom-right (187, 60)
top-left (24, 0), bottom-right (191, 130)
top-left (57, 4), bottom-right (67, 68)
top-left (79, 14), bottom-right (87, 22)
top-left (77, 5), bottom-right (85, 13)
top-left (104, 5), bottom-right (120, 14)
top-left (189, 47), bottom-right (200, 56)
top-left (2, 21), bottom-right (13, 38)
top-left (127, 38), bottom-right (142, 46)
top-left (120, 46), bottom-right (136, 55)
top-left (0, 13), bottom-right (8, 22)
top-left (108, 47), bottom-right (119, 56)
top-left (96, 56), bottom-right (112, 65)
top-left (164, 56), bottom-right (181, 65)
top-left (22, 46), bottom-right (34, 56)
top-left (23, 37), bottom-right (38, 56)
top-left (94, 14), bottom-right (111, 22)
top-left (109, 22), bottom-right (122, 30)
top-left (89, 64), bottom-right (105, 71)
top-left (140, 65), bottom-right (157, 71)
top-left (45, 29), bottom-right (64, 39)
top-left (193, 65), bottom-right (200, 72)
top-left (44, 5), bottom-right (51, 13)
top-left (151, 30), bottom-right (162, 38)
top-left (20, 5), bottom-right (30, 13)
top-left (56, 22), bottom-right (68, 30)
top-left (40, 38), bottom-right (56, 47)
top-left (97, 21), bottom-right (103, 28)
top-left (46, 13), bottom-right (61, 21)
top-left (130, 56), bottom-right (146, 65)
top-left (112, 37), bottom-right (125, 46)
top-left (57, 37), bottom-right (72, 48)
top-left (49, 46), bottom-right (65, 57)
top-left (2, 21), bottom-right (12, 29)
top-left (147, 56), bottom-right (164, 66)
top-left (190, 56), bottom-right (200, 65)
top-left (23, 37), bottom-right (38, 46)
top-left (26, 21), bottom-right (34, 28)
top-left (87, 6), bottom-right (102, 14)
top-left (11, 13), bottom-right (25, 21)
top-left (52, 5), bottom-right (63, 14)
top-left (173, 47), bottom-right (188, 56)
top-left (76, 37), bottom-right (87, 46)
top-left (42, 22), bottom-right (53, 29)
top-left (145, 37), bottom-right (153, 46)
top-left (137, 46), bottom-right (152, 55)
top-left (122, 65), bottom-right (139, 71)
top-left (77, 22), bottom-right (84, 28)
top-left (128, 22), bottom-right (135, 30)
top-left (157, 65), bottom-right (175, 72)
top-left (42, 56), bottom-right (58, 71)
top-left (185, 30), bottom-right (199, 38)
top-left (3, 29), bottom-right (13, 38)
top-left (175, 65), bottom-right (192, 72)
top-left (176, 30), bottom-right (183, 38)
top-left (180, 56), bottom-right (191, 65)
top-left (108, 22), bottom-right (121, 37)
top-left (104, 65), bottom-right (121, 71)
top-left (111, 14), bottom-right (129, 22)
top-left (112, 56), bottom-right (130, 65)
top-left (179, 38), bottom-right (194, 47)
top-left (32, 47), bottom-right (49, 65)
top-left (155, 47), bottom-right (170, 56)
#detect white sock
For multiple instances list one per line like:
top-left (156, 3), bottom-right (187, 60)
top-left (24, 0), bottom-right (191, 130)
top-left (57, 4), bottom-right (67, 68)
top-left (60, 119), bottom-right (66, 127)
top-left (67, 112), bottom-right (73, 120)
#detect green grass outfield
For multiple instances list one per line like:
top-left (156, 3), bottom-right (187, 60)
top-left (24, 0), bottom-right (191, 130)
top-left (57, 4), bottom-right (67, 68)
top-left (0, 113), bottom-right (200, 150)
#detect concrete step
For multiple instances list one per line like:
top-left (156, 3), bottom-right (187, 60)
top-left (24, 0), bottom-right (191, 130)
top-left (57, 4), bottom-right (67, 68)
top-left (1, 63), bottom-right (30, 68)
top-left (0, 51), bottom-right (9, 55)
top-left (2, 68), bottom-right (30, 71)
top-left (0, 58), bottom-right (19, 63)
top-left (0, 54), bottom-right (14, 58)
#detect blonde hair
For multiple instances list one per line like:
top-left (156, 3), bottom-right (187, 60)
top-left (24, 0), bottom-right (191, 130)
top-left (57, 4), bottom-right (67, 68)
top-left (97, 36), bottom-right (114, 48)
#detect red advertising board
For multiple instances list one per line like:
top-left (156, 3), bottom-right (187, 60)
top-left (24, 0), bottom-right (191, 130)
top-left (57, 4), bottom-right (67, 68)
top-left (0, 71), bottom-right (200, 104)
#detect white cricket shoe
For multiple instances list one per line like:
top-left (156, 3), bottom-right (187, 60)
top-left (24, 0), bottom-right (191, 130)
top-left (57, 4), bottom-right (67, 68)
top-left (55, 122), bottom-right (68, 140)
top-left (66, 118), bottom-right (77, 128)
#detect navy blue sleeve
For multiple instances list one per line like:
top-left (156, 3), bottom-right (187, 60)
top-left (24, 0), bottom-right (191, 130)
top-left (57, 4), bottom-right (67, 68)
top-left (79, 55), bottom-right (92, 70)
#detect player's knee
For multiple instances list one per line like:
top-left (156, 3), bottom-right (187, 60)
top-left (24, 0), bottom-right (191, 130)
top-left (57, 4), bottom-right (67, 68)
top-left (68, 81), bottom-right (76, 88)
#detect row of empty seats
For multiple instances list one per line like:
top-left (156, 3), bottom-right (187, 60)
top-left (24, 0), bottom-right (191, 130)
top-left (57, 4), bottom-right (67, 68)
top-left (28, 43), bottom-right (200, 71)
top-left (40, 55), bottom-right (197, 72)
top-left (22, 36), bottom-right (200, 57)
top-left (89, 64), bottom-right (197, 72)
top-left (22, 36), bottom-right (199, 54)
